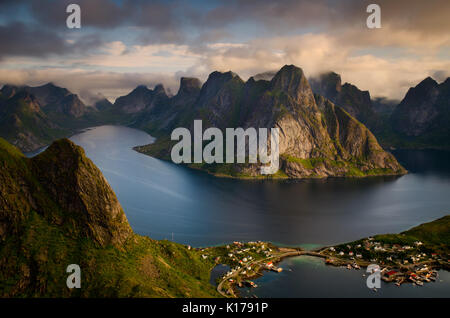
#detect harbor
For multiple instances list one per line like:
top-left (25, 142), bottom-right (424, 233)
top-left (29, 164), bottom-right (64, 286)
top-left (203, 235), bottom-right (449, 298)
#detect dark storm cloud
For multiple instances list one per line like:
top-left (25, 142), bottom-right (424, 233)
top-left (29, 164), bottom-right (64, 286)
top-left (200, 0), bottom-right (450, 36)
top-left (0, 22), bottom-right (104, 60)
top-left (3, 0), bottom-right (448, 46)
top-left (0, 22), bottom-right (70, 58)
top-left (29, 0), bottom-right (133, 29)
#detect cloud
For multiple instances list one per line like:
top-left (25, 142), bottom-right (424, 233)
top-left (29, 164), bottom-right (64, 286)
top-left (0, 67), bottom-right (181, 104)
top-left (184, 33), bottom-right (450, 99)
top-left (0, 0), bottom-right (448, 101)
top-left (0, 22), bottom-right (70, 59)
top-left (0, 22), bottom-right (104, 60)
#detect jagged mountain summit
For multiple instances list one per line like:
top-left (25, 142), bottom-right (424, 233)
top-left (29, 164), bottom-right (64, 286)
top-left (309, 71), bottom-right (381, 132)
top-left (0, 138), bottom-right (218, 297)
top-left (389, 77), bottom-right (450, 149)
top-left (136, 65), bottom-right (406, 178)
top-left (0, 83), bottom-right (100, 151)
top-left (5, 83), bottom-right (88, 118)
top-left (0, 88), bottom-right (65, 151)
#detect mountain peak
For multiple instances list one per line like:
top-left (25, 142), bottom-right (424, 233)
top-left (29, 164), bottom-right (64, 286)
top-left (270, 65), bottom-right (316, 107)
top-left (177, 77), bottom-right (201, 96)
top-left (31, 139), bottom-right (132, 247)
top-left (133, 85), bottom-right (151, 93)
top-left (42, 82), bottom-right (57, 88)
top-left (198, 71), bottom-right (244, 105)
top-left (309, 71), bottom-right (342, 100)
top-left (208, 70), bottom-right (240, 83)
top-left (1, 84), bottom-right (20, 98)
top-left (417, 76), bottom-right (438, 90)
top-left (270, 65), bottom-right (310, 94)
top-left (154, 83), bottom-right (166, 94)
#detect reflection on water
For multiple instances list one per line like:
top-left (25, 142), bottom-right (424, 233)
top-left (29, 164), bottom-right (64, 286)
top-left (238, 256), bottom-right (450, 298)
top-left (64, 126), bottom-right (450, 248)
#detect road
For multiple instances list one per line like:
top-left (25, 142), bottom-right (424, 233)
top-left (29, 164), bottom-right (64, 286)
top-left (216, 250), bottom-right (328, 297)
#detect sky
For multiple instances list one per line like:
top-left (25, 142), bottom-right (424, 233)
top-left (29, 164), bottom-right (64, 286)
top-left (0, 0), bottom-right (449, 104)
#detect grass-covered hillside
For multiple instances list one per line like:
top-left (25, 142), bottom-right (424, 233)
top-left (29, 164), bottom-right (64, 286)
top-left (324, 215), bottom-right (450, 269)
top-left (0, 138), bottom-right (219, 297)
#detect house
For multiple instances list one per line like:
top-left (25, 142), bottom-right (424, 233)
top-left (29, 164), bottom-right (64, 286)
top-left (349, 251), bottom-right (354, 256)
top-left (266, 262), bottom-right (273, 269)
top-left (339, 251), bottom-right (344, 256)
top-left (385, 270), bottom-right (398, 277)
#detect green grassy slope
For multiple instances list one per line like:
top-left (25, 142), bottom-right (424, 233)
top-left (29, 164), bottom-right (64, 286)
top-left (0, 138), bottom-right (219, 297)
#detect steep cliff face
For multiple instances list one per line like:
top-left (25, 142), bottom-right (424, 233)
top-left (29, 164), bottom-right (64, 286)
top-left (22, 83), bottom-right (88, 119)
top-left (310, 72), bottom-right (381, 132)
top-left (391, 77), bottom-right (449, 135)
top-left (113, 84), bottom-right (170, 115)
top-left (0, 138), bottom-right (217, 297)
top-left (386, 77), bottom-right (450, 149)
top-left (194, 71), bottom-right (245, 128)
top-left (0, 90), bottom-right (66, 152)
top-left (0, 83), bottom-right (100, 151)
top-left (31, 139), bottom-right (133, 247)
top-left (137, 65), bottom-right (406, 178)
top-left (0, 138), bottom-right (131, 248)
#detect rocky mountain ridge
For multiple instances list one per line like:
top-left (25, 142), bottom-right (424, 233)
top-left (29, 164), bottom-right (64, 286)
top-left (0, 138), bottom-right (217, 297)
top-left (135, 65), bottom-right (406, 178)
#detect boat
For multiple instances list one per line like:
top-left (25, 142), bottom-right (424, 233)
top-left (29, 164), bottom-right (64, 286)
top-left (415, 280), bottom-right (424, 286)
top-left (347, 264), bottom-right (352, 270)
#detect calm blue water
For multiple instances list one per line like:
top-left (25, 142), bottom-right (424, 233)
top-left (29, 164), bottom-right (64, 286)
top-left (67, 125), bottom-right (450, 248)
top-left (58, 125), bottom-right (449, 297)
top-left (238, 256), bottom-right (450, 297)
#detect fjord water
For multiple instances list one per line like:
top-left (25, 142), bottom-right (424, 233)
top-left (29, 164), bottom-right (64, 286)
top-left (67, 126), bottom-right (449, 297)
top-left (237, 256), bottom-right (450, 298)
top-left (69, 126), bottom-right (450, 248)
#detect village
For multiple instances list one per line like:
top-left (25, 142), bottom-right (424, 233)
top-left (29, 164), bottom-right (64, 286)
top-left (199, 241), bottom-right (302, 297)
top-left (197, 235), bottom-right (450, 297)
top-left (320, 237), bottom-right (450, 287)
